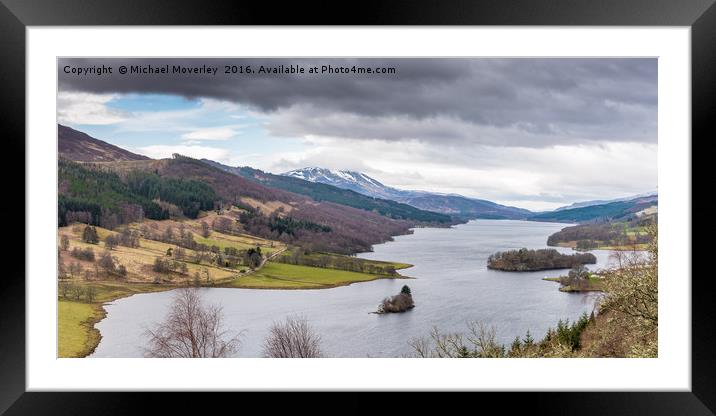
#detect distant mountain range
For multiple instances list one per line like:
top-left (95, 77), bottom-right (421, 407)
top-left (58, 124), bottom-right (149, 162)
top-left (56, 124), bottom-right (657, 226)
top-left (529, 194), bottom-right (658, 223)
top-left (202, 161), bottom-right (454, 224)
top-left (553, 191), bottom-right (658, 211)
top-left (284, 167), bottom-right (401, 199)
top-left (283, 167), bottom-right (533, 220)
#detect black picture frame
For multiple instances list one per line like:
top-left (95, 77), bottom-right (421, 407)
top-left (1, 0), bottom-right (711, 413)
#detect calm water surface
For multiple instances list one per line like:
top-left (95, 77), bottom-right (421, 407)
top-left (92, 220), bottom-right (618, 357)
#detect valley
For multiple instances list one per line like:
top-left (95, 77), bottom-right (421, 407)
top-left (57, 124), bottom-right (437, 356)
top-left (56, 124), bottom-right (657, 359)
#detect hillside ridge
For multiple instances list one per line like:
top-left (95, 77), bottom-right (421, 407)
top-left (58, 124), bottom-right (149, 162)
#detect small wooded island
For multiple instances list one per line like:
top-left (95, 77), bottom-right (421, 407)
top-left (487, 248), bottom-right (596, 271)
top-left (376, 285), bottom-right (415, 313)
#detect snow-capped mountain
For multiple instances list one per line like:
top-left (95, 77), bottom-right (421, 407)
top-left (283, 167), bottom-right (415, 200)
top-left (282, 167), bottom-right (532, 219)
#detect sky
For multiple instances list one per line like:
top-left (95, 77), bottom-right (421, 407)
top-left (57, 58), bottom-right (657, 211)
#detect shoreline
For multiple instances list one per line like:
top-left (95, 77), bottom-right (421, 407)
top-left (542, 276), bottom-right (605, 293)
top-left (214, 273), bottom-right (413, 290)
top-left (550, 242), bottom-right (649, 251)
top-left (62, 268), bottom-right (414, 357)
top-left (66, 219), bottom-right (606, 358)
top-left (64, 219), bottom-right (566, 358)
top-left (58, 217), bottom-right (420, 358)
top-left (59, 282), bottom-right (176, 358)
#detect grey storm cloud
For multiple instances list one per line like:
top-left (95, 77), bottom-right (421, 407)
top-left (58, 58), bottom-right (657, 147)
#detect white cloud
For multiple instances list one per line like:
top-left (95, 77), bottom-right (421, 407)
top-left (181, 126), bottom-right (238, 141)
top-left (133, 144), bottom-right (241, 166)
top-left (57, 92), bottom-right (127, 125)
top-left (260, 136), bottom-right (657, 211)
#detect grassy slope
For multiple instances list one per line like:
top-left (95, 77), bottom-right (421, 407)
top-left (59, 222), bottom-right (281, 284)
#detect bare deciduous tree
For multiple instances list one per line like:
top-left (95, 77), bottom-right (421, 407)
top-left (144, 288), bottom-right (241, 358)
top-left (105, 234), bottom-right (118, 250)
top-left (85, 286), bottom-right (97, 302)
top-left (60, 234), bottom-right (70, 251)
top-left (68, 262), bottom-right (82, 279)
top-left (59, 282), bottom-right (70, 298)
top-left (71, 284), bottom-right (84, 301)
top-left (201, 221), bottom-right (211, 238)
top-left (586, 224), bottom-right (658, 357)
top-left (174, 247), bottom-right (186, 262)
top-left (409, 321), bottom-right (504, 358)
top-left (98, 250), bottom-right (117, 276)
top-left (212, 217), bottom-right (233, 234)
top-left (263, 316), bottom-right (323, 358)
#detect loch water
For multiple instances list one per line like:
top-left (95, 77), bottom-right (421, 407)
top-left (92, 220), bottom-right (614, 357)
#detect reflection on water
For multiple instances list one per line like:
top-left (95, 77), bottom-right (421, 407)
top-left (93, 220), bottom-right (617, 357)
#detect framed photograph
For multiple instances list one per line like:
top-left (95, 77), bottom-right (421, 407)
top-left (2, 0), bottom-right (712, 413)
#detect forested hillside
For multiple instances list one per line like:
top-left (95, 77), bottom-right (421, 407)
top-left (528, 195), bottom-right (657, 223)
top-left (157, 156), bottom-right (414, 254)
top-left (125, 171), bottom-right (217, 218)
top-left (546, 214), bottom-right (656, 250)
top-left (61, 152), bottom-right (416, 254)
top-left (58, 160), bottom-right (170, 227)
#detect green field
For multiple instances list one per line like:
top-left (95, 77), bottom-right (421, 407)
top-left (220, 262), bottom-right (405, 289)
top-left (302, 251), bottom-right (413, 270)
top-left (272, 248), bottom-right (413, 276)
top-left (58, 300), bottom-right (104, 358)
top-left (57, 281), bottom-right (175, 358)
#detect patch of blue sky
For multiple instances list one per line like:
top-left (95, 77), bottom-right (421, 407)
top-left (64, 93), bottom-right (308, 166)
top-left (107, 93), bottom-right (201, 112)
